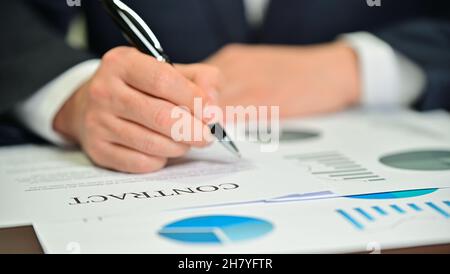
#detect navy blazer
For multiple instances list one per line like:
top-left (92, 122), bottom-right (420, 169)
top-left (0, 0), bottom-right (449, 144)
top-left (31, 0), bottom-right (450, 110)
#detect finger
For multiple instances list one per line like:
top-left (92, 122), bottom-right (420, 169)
top-left (89, 141), bottom-right (168, 174)
top-left (103, 115), bottom-right (191, 158)
top-left (123, 50), bottom-right (208, 112)
top-left (175, 64), bottom-right (223, 104)
top-left (109, 83), bottom-right (212, 147)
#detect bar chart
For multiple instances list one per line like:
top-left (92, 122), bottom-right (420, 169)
top-left (337, 200), bottom-right (450, 231)
top-left (285, 151), bottom-right (386, 182)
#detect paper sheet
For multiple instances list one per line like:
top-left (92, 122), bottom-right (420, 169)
top-left (1, 109), bottom-right (450, 229)
top-left (0, 142), bottom-right (327, 227)
top-left (33, 187), bottom-right (450, 254)
top-left (242, 109), bottom-right (450, 195)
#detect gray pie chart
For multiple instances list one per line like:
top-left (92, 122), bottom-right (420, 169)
top-left (246, 129), bottom-right (320, 143)
top-left (279, 130), bottom-right (320, 142)
top-left (380, 150), bottom-right (450, 171)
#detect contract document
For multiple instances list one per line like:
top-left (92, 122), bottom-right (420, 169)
top-left (0, 142), bottom-right (327, 228)
top-left (1, 109), bottom-right (449, 229)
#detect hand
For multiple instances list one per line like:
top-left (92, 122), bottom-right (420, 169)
top-left (54, 47), bottom-right (221, 173)
top-left (206, 42), bottom-right (361, 118)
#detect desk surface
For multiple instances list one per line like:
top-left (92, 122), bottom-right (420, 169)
top-left (1, 226), bottom-right (449, 254)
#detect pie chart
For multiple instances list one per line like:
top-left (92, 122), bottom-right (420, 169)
top-left (279, 130), bottom-right (320, 142)
top-left (158, 215), bottom-right (274, 244)
top-left (380, 150), bottom-right (450, 171)
top-left (347, 188), bottom-right (438, 200)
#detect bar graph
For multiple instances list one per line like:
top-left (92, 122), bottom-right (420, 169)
top-left (285, 151), bottom-right (385, 182)
top-left (337, 200), bottom-right (450, 231)
top-left (246, 128), bottom-right (320, 143)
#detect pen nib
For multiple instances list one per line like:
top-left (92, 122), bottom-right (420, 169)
top-left (209, 123), bottom-right (241, 159)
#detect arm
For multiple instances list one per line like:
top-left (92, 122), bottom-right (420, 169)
top-left (208, 20), bottom-right (450, 116)
top-left (374, 19), bottom-right (450, 111)
top-left (1, 1), bottom-right (219, 173)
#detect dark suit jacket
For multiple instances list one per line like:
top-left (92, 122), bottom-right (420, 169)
top-left (1, 0), bottom-right (449, 144)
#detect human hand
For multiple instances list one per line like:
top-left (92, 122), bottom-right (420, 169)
top-left (206, 42), bottom-right (361, 118)
top-left (54, 47), bottom-right (221, 173)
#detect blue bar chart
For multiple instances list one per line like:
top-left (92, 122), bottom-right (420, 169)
top-left (337, 200), bottom-right (450, 231)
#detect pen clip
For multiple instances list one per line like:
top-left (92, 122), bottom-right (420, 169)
top-left (100, 0), bottom-right (172, 63)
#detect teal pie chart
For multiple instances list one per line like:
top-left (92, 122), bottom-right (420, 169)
top-left (279, 130), bottom-right (320, 142)
top-left (158, 215), bottom-right (274, 244)
top-left (347, 188), bottom-right (438, 200)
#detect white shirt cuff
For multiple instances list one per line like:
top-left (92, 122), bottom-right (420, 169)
top-left (14, 59), bottom-right (100, 146)
top-left (341, 32), bottom-right (426, 108)
top-left (244, 0), bottom-right (270, 28)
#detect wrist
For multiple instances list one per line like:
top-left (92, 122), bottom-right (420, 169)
top-left (53, 82), bottom-right (86, 144)
top-left (330, 42), bottom-right (361, 106)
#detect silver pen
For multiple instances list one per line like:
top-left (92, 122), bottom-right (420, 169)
top-left (101, 0), bottom-right (241, 158)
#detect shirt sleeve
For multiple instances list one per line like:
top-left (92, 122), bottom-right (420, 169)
top-left (14, 59), bottom-right (100, 146)
top-left (341, 32), bottom-right (427, 109)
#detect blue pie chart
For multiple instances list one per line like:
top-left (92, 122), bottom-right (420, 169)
top-left (346, 188), bottom-right (438, 200)
top-left (158, 215), bottom-right (274, 244)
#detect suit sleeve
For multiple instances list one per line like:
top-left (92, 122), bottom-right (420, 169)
top-left (374, 19), bottom-right (450, 111)
top-left (0, 0), bottom-right (93, 115)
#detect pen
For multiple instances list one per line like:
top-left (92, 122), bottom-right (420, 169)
top-left (100, 0), bottom-right (241, 158)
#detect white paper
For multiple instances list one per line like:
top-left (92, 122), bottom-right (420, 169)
top-left (34, 187), bottom-right (450, 254)
top-left (0, 142), bottom-right (327, 227)
top-left (1, 109), bottom-right (450, 229)
top-left (261, 109), bottom-right (450, 195)
top-left (178, 109), bottom-right (450, 209)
